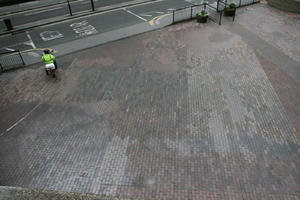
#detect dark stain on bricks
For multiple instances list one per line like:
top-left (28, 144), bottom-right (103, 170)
top-left (254, 50), bottom-right (300, 133)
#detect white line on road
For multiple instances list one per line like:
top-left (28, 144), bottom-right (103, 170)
top-left (140, 14), bottom-right (152, 17)
top-left (140, 11), bottom-right (164, 17)
top-left (144, 11), bottom-right (164, 14)
top-left (4, 102), bottom-right (41, 134)
top-left (24, 7), bottom-right (62, 16)
top-left (26, 31), bottom-right (36, 49)
top-left (123, 8), bottom-right (147, 22)
top-left (4, 48), bottom-right (15, 51)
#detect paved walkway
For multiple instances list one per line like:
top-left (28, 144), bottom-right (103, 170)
top-left (0, 3), bottom-right (299, 200)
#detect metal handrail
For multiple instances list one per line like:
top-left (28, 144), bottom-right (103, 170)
top-left (206, 3), bottom-right (223, 25)
top-left (172, 3), bottom-right (223, 25)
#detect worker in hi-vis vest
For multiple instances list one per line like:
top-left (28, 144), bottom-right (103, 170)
top-left (42, 49), bottom-right (57, 69)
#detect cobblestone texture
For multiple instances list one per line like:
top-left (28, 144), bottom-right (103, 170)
top-left (235, 4), bottom-right (300, 133)
top-left (0, 3), bottom-right (299, 200)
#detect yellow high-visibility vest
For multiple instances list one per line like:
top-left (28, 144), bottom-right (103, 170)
top-left (42, 54), bottom-right (55, 64)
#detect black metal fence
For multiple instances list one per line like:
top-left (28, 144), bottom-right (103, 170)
top-left (172, 3), bottom-right (222, 25)
top-left (171, 0), bottom-right (260, 25)
top-left (0, 50), bottom-right (25, 72)
top-left (219, 0), bottom-right (260, 10)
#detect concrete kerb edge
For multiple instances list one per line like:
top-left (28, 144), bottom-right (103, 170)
top-left (0, 0), bottom-right (159, 36)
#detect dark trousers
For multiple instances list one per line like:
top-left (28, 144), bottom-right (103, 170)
top-left (53, 59), bottom-right (57, 69)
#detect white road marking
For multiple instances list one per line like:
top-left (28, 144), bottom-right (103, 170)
top-left (140, 11), bottom-right (165, 18)
top-left (140, 14), bottom-right (152, 17)
top-left (4, 103), bottom-right (41, 134)
top-left (4, 48), bottom-right (15, 51)
top-left (70, 20), bottom-right (97, 37)
top-left (24, 7), bottom-right (62, 16)
top-left (26, 31), bottom-right (36, 49)
top-left (146, 11), bottom-right (164, 14)
top-left (40, 30), bottom-right (64, 41)
top-left (123, 8), bottom-right (147, 22)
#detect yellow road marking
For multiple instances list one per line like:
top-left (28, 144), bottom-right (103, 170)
top-left (149, 13), bottom-right (171, 26)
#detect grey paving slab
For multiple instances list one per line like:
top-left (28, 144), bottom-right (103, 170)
top-left (0, 3), bottom-right (299, 200)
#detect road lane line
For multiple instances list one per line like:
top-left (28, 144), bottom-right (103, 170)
top-left (24, 7), bottom-right (62, 16)
top-left (26, 31), bottom-right (36, 49)
top-left (123, 8), bottom-right (147, 22)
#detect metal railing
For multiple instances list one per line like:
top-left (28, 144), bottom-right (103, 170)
top-left (0, 50), bottom-right (25, 72)
top-left (221, 0), bottom-right (260, 8)
top-left (172, 3), bottom-right (223, 25)
top-left (206, 3), bottom-right (223, 25)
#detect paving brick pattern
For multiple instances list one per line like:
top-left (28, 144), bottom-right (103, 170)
top-left (236, 4), bottom-right (300, 134)
top-left (0, 4), bottom-right (299, 200)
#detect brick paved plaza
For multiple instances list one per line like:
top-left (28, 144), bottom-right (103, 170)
top-left (0, 3), bottom-right (299, 199)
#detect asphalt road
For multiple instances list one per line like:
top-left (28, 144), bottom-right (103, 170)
top-left (0, 0), bottom-right (66, 15)
top-left (0, 0), bottom-right (203, 53)
top-left (0, 0), bottom-right (141, 31)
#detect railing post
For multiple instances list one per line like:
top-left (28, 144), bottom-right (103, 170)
top-left (219, 11), bottom-right (222, 25)
top-left (4, 19), bottom-right (13, 30)
top-left (0, 63), bottom-right (3, 72)
top-left (91, 0), bottom-right (95, 11)
top-left (18, 51), bottom-right (25, 66)
top-left (173, 10), bottom-right (175, 24)
top-left (233, 11), bottom-right (235, 21)
top-left (190, 6), bottom-right (193, 19)
top-left (67, 0), bottom-right (72, 16)
top-left (239, 0), bottom-right (242, 7)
